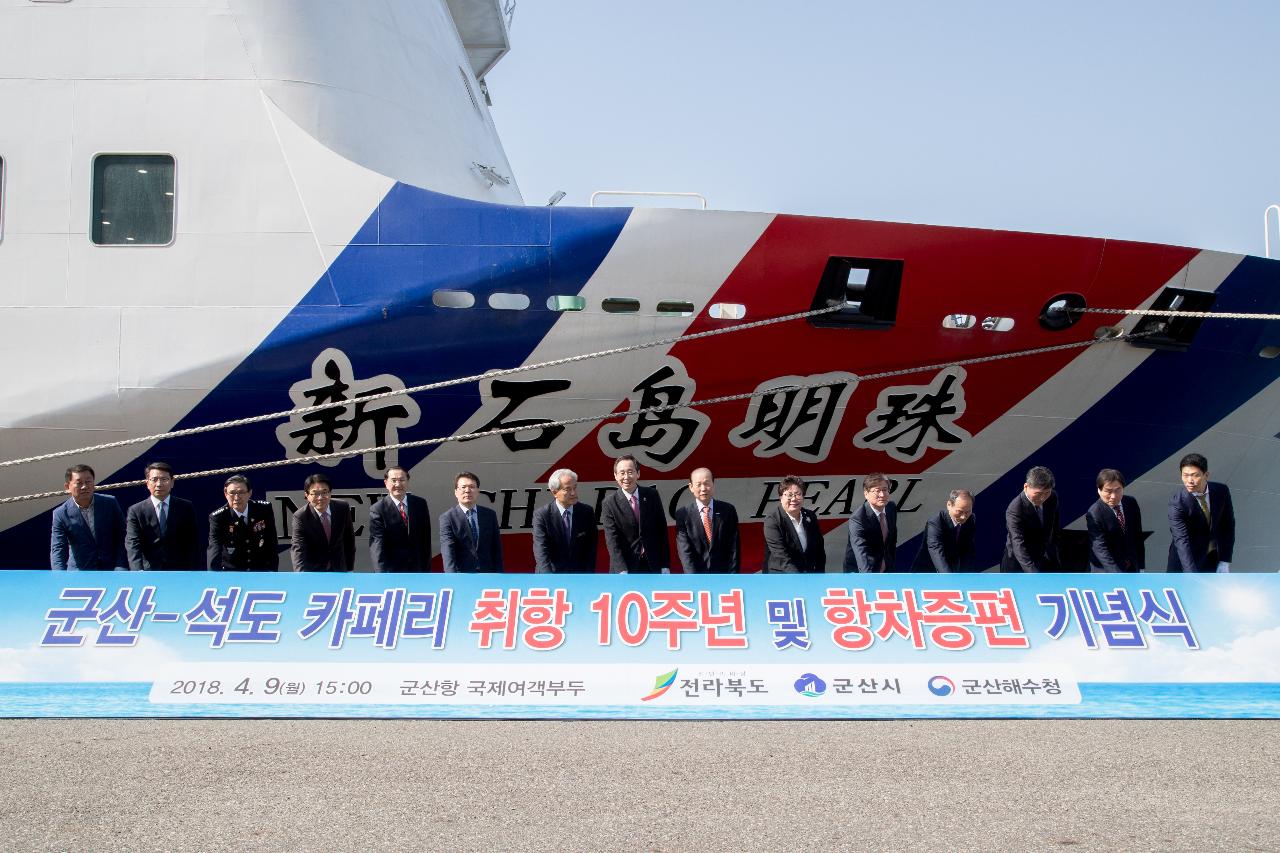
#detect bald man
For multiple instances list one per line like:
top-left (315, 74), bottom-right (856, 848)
top-left (674, 467), bottom-right (740, 573)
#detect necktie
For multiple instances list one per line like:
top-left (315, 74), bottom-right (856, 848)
top-left (562, 508), bottom-right (572, 542)
top-left (468, 509), bottom-right (478, 545)
top-left (399, 501), bottom-right (408, 529)
top-left (157, 501), bottom-right (167, 535)
top-left (1115, 504), bottom-right (1126, 529)
top-left (629, 492), bottom-right (645, 556)
top-left (878, 511), bottom-right (888, 572)
top-left (702, 505), bottom-right (713, 545)
top-left (1195, 493), bottom-right (1211, 525)
top-left (320, 510), bottom-right (331, 540)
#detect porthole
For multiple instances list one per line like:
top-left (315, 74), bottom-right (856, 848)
top-left (489, 292), bottom-right (530, 310)
top-left (657, 300), bottom-right (695, 317)
top-left (602, 297), bottom-right (640, 314)
top-left (547, 295), bottom-right (586, 312)
top-left (433, 290), bottom-right (475, 309)
top-left (708, 303), bottom-right (746, 320)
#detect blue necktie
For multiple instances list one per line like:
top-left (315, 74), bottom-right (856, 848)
top-left (157, 501), bottom-right (167, 535)
top-left (468, 509), bottom-right (478, 545)
top-left (563, 508), bottom-right (572, 541)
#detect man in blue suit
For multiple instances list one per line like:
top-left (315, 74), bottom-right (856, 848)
top-left (1167, 453), bottom-right (1234, 573)
top-left (439, 471), bottom-right (503, 573)
top-left (50, 464), bottom-right (127, 570)
top-left (844, 473), bottom-right (898, 572)
top-left (125, 461), bottom-right (203, 570)
top-left (368, 466), bottom-right (431, 571)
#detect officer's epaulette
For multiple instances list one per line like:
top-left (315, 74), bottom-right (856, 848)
top-left (210, 505), bottom-right (232, 518)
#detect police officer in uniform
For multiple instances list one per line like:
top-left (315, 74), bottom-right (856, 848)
top-left (208, 474), bottom-right (279, 570)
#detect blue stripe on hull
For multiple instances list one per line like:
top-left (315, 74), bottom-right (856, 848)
top-left (0, 187), bottom-right (630, 568)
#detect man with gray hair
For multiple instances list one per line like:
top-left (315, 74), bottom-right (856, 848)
top-left (911, 488), bottom-right (976, 572)
top-left (532, 468), bottom-right (597, 573)
top-left (1001, 466), bottom-right (1062, 572)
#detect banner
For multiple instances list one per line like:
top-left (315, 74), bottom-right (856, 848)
top-left (1, 572), bottom-right (1277, 718)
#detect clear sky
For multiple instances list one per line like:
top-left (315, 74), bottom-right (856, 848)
top-left (486, 1), bottom-right (1280, 256)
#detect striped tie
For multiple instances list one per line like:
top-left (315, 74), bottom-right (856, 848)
top-left (702, 505), bottom-right (713, 545)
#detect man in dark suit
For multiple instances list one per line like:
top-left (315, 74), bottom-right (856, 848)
top-left (368, 466), bottom-right (431, 572)
top-left (911, 489), bottom-right (976, 572)
top-left (1001, 466), bottom-right (1062, 572)
top-left (762, 476), bottom-right (826, 573)
top-left (290, 472), bottom-right (356, 571)
top-left (439, 471), bottom-right (503, 573)
top-left (1167, 452), bottom-right (1235, 573)
top-left (125, 462), bottom-right (203, 570)
top-left (208, 474), bottom-right (279, 571)
top-left (674, 467), bottom-right (740, 573)
top-left (1086, 469), bottom-right (1145, 573)
top-left (532, 468), bottom-right (597, 573)
top-left (844, 473), bottom-right (898, 572)
top-left (50, 464), bottom-right (128, 570)
top-left (600, 454), bottom-right (670, 573)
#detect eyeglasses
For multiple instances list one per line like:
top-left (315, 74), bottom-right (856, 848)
top-left (225, 489), bottom-right (248, 497)
top-left (866, 487), bottom-right (889, 495)
top-left (780, 491), bottom-right (804, 500)
top-left (306, 490), bottom-right (331, 498)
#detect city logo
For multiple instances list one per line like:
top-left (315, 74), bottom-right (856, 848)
top-left (793, 673), bottom-right (827, 698)
top-left (641, 668), bottom-right (678, 702)
top-left (927, 675), bottom-right (956, 697)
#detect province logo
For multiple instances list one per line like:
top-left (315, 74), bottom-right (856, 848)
top-left (641, 669), bottom-right (678, 702)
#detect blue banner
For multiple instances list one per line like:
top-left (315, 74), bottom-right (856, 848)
top-left (2, 572), bottom-right (1277, 718)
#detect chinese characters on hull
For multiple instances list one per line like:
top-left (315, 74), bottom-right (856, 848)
top-left (853, 367), bottom-right (972, 464)
top-left (728, 372), bottom-right (859, 463)
top-left (275, 346), bottom-right (973, 488)
top-left (276, 348), bottom-right (422, 479)
top-left (597, 359), bottom-right (710, 471)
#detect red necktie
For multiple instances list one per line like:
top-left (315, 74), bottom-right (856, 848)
top-left (1115, 504), bottom-right (1125, 529)
top-left (399, 502), bottom-right (407, 529)
top-left (702, 505), bottom-right (713, 544)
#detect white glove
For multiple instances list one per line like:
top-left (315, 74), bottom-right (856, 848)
top-left (1216, 562), bottom-right (1231, 573)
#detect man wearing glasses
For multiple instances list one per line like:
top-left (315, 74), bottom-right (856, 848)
top-left (843, 473), bottom-right (898, 572)
top-left (125, 461), bottom-right (203, 570)
top-left (290, 472), bottom-right (356, 571)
